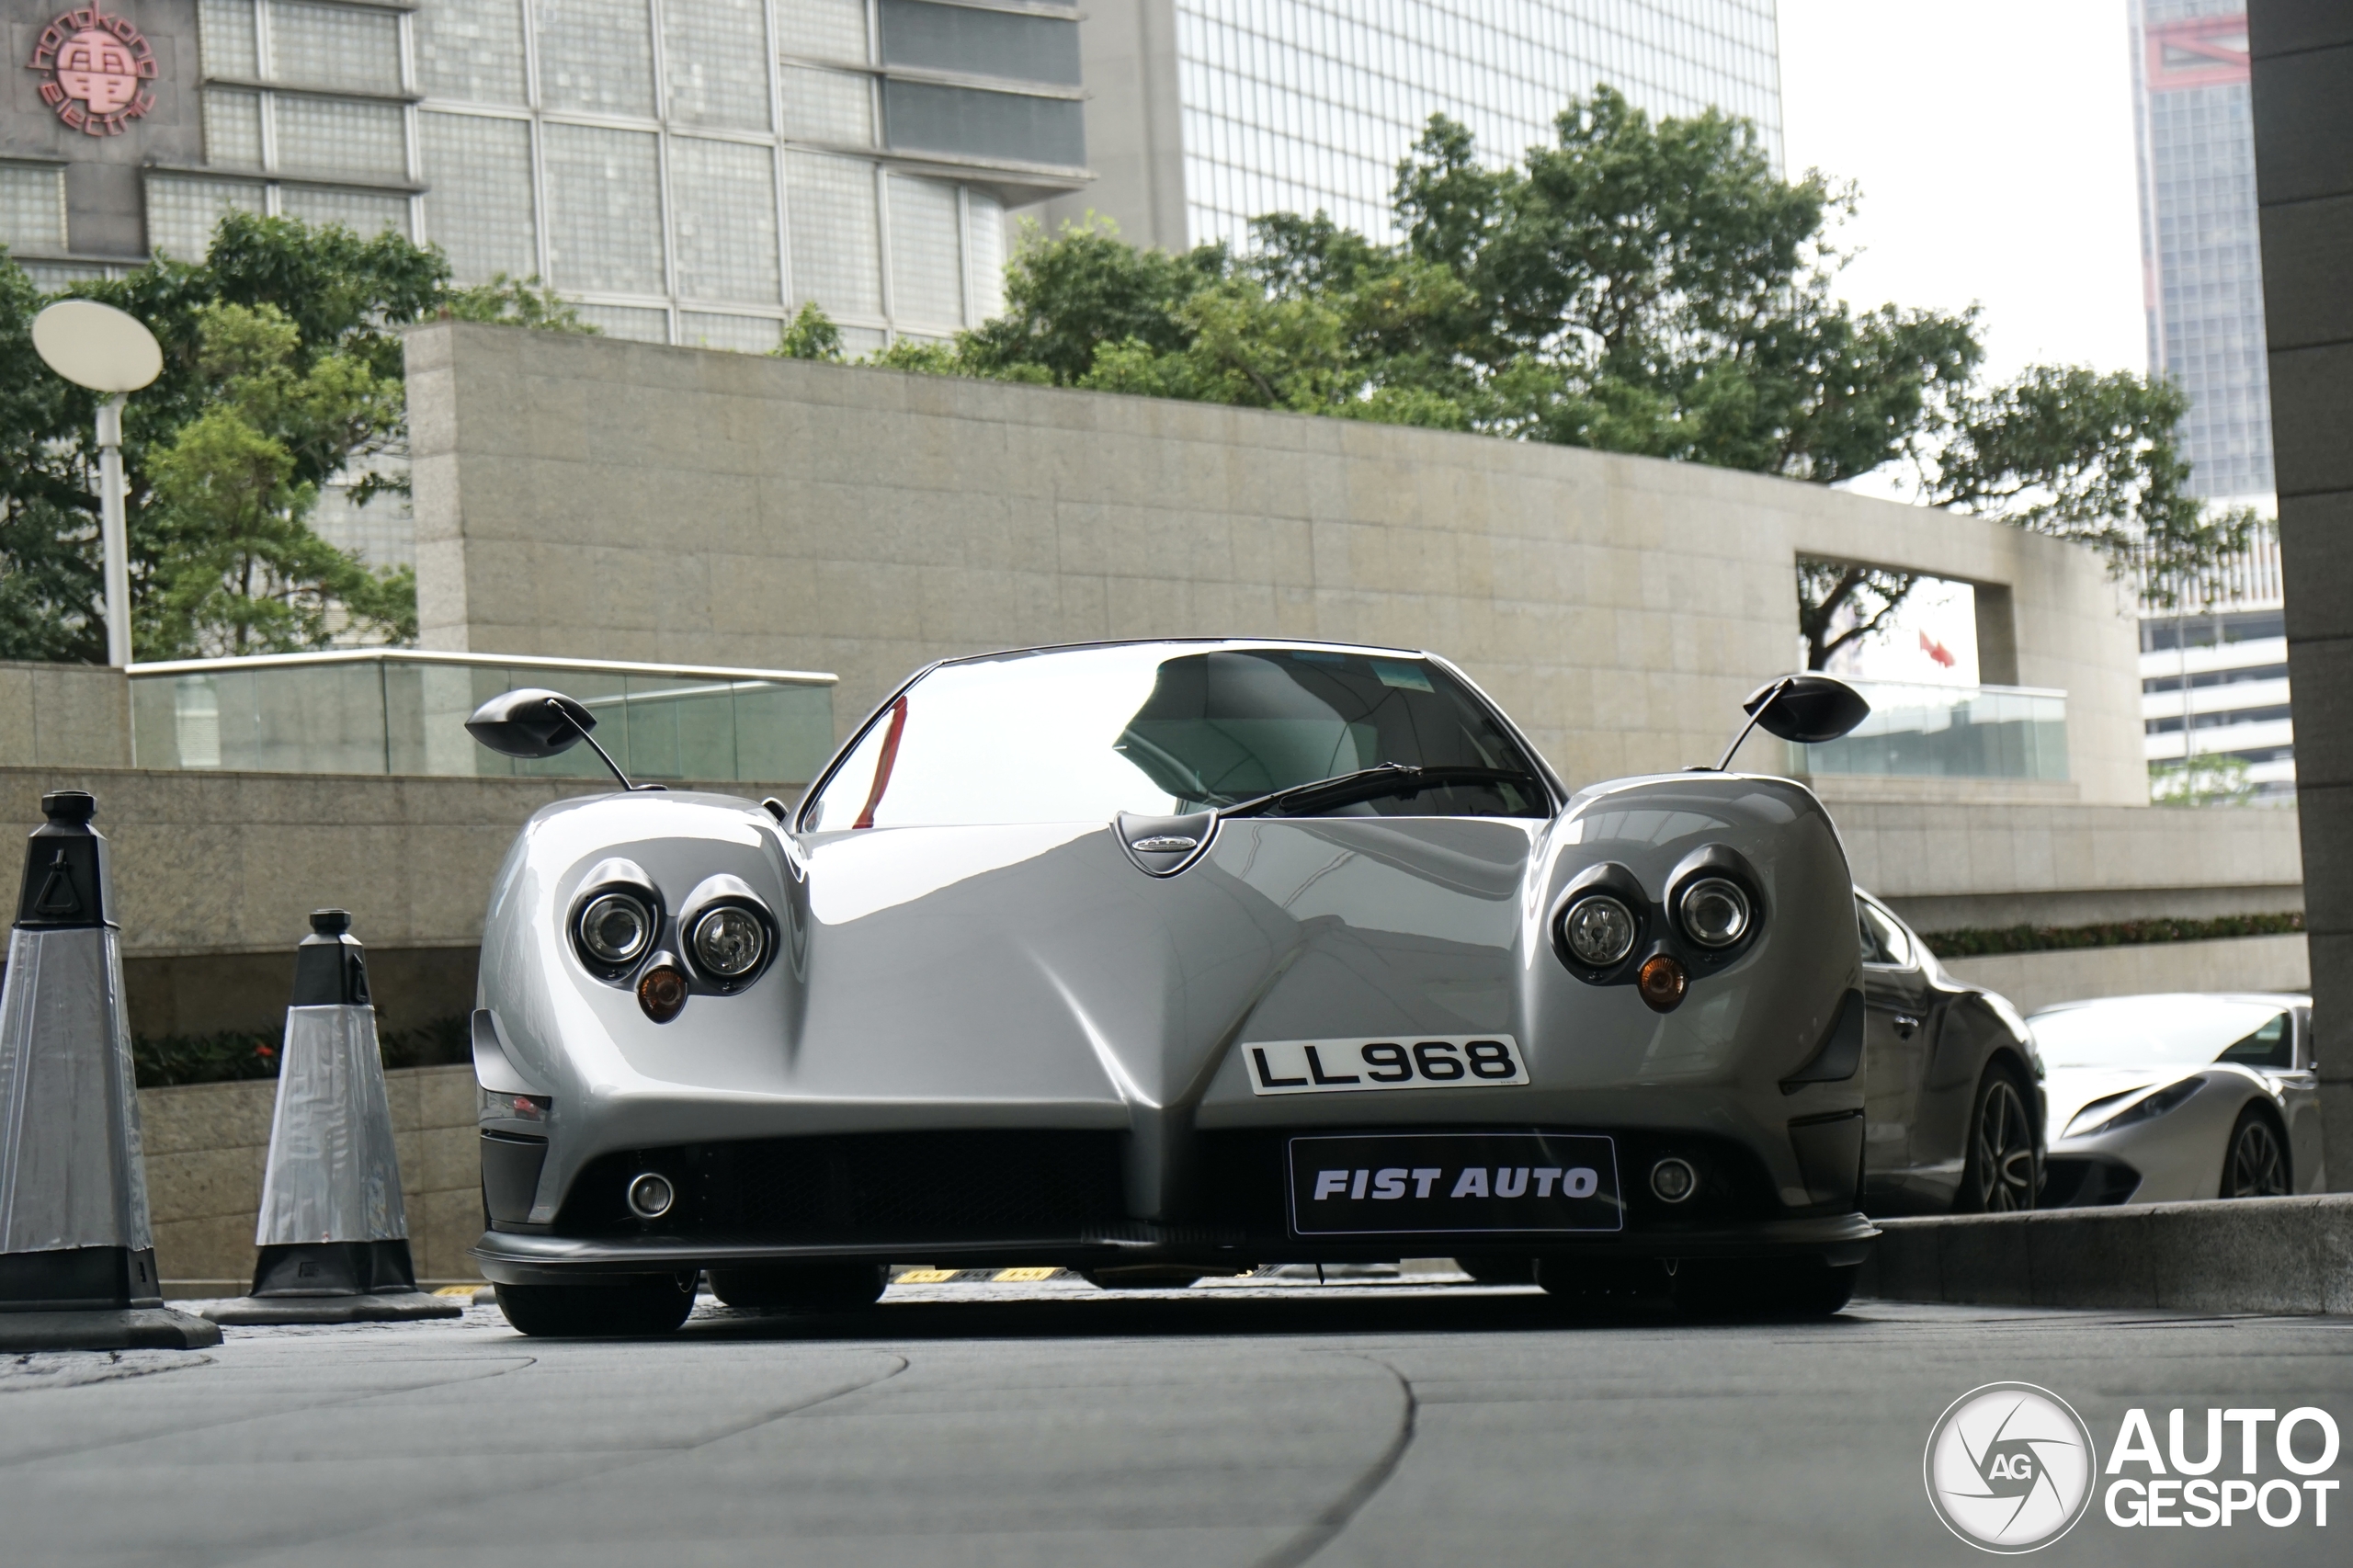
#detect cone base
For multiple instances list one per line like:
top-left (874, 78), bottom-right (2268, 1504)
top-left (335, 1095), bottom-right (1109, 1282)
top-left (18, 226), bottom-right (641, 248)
top-left (201, 1290), bottom-right (464, 1325)
top-left (0, 1306), bottom-right (222, 1351)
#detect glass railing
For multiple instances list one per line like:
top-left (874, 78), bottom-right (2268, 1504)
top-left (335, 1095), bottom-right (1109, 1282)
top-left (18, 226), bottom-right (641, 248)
top-left (128, 650), bottom-right (837, 786)
top-left (1790, 680), bottom-right (2069, 781)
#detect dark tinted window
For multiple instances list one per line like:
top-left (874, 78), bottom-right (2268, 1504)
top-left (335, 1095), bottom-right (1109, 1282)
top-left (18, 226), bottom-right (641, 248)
top-left (882, 80), bottom-right (1085, 166)
top-left (881, 0), bottom-right (1082, 85)
top-left (2215, 1012), bottom-right (2292, 1070)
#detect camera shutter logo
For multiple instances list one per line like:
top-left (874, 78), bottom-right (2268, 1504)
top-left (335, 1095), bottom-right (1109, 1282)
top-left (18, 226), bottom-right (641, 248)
top-left (27, 6), bottom-right (158, 137)
top-left (1924, 1382), bottom-right (2099, 1552)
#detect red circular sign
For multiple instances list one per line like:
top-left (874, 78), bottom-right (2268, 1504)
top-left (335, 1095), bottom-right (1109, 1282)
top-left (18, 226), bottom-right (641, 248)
top-left (27, 6), bottom-right (157, 137)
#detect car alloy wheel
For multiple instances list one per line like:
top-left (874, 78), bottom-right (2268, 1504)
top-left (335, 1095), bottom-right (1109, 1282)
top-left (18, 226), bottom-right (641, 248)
top-left (2222, 1110), bottom-right (2289, 1198)
top-left (1965, 1074), bottom-right (2036, 1213)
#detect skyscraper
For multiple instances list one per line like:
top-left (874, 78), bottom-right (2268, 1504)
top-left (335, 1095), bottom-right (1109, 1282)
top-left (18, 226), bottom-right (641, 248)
top-left (1046, 0), bottom-right (1783, 252)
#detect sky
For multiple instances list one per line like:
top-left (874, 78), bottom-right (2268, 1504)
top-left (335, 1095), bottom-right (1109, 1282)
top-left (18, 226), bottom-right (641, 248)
top-left (1775, 0), bottom-right (2148, 386)
top-left (1775, 1), bottom-right (2149, 681)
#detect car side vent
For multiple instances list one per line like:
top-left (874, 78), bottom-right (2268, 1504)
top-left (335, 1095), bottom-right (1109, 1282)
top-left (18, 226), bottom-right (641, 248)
top-left (1115, 811), bottom-right (1216, 877)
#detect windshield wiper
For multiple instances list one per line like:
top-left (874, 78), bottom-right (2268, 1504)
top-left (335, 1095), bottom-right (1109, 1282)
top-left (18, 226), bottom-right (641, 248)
top-left (1219, 763), bottom-right (1544, 820)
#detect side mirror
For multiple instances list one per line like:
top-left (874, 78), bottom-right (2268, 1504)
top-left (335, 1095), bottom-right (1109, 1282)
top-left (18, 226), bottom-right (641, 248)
top-left (465, 687), bottom-right (597, 759)
top-left (1706, 675), bottom-right (1870, 771)
top-left (1744, 675), bottom-right (1870, 745)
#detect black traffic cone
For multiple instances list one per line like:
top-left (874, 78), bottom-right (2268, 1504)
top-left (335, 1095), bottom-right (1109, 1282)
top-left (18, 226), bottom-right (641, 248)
top-left (0, 791), bottom-right (219, 1349)
top-left (202, 912), bottom-right (460, 1324)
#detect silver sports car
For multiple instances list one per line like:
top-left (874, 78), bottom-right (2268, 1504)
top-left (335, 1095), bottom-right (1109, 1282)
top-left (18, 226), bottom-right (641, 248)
top-left (2032, 992), bottom-right (2323, 1205)
top-left (463, 640), bottom-right (1879, 1335)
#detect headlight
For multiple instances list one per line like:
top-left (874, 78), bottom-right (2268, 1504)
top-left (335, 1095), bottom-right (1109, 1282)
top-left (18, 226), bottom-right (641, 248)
top-left (691, 906), bottom-right (766, 978)
top-left (2064, 1076), bottom-right (2203, 1138)
top-left (1561, 895), bottom-right (1637, 967)
top-left (1677, 877), bottom-right (1750, 949)
top-left (578, 892), bottom-right (654, 966)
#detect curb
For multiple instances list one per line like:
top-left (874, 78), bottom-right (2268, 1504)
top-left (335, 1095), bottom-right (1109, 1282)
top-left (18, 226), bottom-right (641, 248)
top-left (1858, 1193), bottom-right (2353, 1315)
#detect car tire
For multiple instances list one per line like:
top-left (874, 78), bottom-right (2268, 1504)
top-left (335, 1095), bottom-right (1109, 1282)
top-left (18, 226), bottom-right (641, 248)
top-left (496, 1274), bottom-right (697, 1337)
top-left (708, 1262), bottom-right (888, 1312)
top-left (1456, 1255), bottom-right (1538, 1286)
top-left (2221, 1105), bottom-right (2290, 1198)
top-left (1533, 1256), bottom-right (1674, 1313)
top-left (1672, 1258), bottom-right (1859, 1320)
top-left (1955, 1063), bottom-right (2038, 1213)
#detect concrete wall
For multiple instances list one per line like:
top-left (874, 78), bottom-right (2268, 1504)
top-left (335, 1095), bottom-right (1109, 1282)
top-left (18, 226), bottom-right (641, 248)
top-left (0, 661), bottom-right (131, 767)
top-left (1036, 0), bottom-right (1187, 251)
top-left (2252, 0), bottom-right (2353, 1188)
top-left (404, 323), bottom-right (2152, 807)
top-left (1941, 934), bottom-right (2309, 1016)
top-left (143, 1064), bottom-right (480, 1293)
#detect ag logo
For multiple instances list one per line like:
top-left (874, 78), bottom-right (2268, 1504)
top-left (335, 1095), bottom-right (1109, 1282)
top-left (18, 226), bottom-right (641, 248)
top-left (27, 5), bottom-right (158, 138)
top-left (1924, 1382), bottom-right (2099, 1552)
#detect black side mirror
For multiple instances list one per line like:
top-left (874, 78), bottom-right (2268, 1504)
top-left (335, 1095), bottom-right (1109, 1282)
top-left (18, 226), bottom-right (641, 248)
top-left (465, 687), bottom-right (597, 759)
top-left (1706, 675), bottom-right (1870, 771)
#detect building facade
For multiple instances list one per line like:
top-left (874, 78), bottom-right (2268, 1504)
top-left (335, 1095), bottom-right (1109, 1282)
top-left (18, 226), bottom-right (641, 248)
top-left (2140, 525), bottom-right (2294, 801)
top-left (2129, 0), bottom-right (2271, 506)
top-left (1044, 0), bottom-right (1782, 252)
top-left (2, 0), bottom-right (1088, 350)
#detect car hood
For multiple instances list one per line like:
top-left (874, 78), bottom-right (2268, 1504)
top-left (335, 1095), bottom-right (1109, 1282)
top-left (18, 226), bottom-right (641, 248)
top-left (2043, 1065), bottom-right (2195, 1137)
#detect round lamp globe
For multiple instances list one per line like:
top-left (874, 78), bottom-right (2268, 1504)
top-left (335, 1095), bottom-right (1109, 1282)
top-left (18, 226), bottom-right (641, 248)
top-left (31, 300), bottom-right (162, 393)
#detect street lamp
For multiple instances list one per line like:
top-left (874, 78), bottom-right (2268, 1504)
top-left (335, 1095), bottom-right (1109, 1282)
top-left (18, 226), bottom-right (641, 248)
top-left (30, 300), bottom-right (162, 669)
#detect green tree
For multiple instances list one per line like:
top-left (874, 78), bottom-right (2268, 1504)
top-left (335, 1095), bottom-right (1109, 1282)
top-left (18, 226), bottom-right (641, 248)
top-left (0, 250), bottom-right (104, 662)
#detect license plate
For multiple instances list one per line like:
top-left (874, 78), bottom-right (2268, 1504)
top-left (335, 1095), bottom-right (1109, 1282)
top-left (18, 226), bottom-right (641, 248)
top-left (1288, 1132), bottom-right (1622, 1235)
top-left (1245, 1035), bottom-right (1528, 1096)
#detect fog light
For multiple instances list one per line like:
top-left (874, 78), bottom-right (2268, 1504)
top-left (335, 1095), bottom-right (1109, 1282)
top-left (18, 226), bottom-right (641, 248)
top-left (637, 962), bottom-right (688, 1023)
top-left (1650, 1157), bottom-right (1699, 1204)
top-left (1561, 895), bottom-right (1637, 967)
top-left (1636, 953), bottom-right (1688, 1012)
top-left (626, 1171), bottom-right (675, 1220)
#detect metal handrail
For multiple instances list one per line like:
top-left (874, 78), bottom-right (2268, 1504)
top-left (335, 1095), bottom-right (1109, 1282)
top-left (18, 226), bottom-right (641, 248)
top-left (126, 647), bottom-right (837, 686)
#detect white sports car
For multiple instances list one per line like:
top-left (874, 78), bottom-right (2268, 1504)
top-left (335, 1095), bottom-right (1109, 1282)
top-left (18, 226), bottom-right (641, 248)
top-left (2030, 992), bottom-right (2323, 1205)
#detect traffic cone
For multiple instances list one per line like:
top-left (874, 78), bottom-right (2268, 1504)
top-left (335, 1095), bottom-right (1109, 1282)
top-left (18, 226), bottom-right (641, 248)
top-left (202, 911), bottom-right (460, 1324)
top-left (0, 791), bottom-right (219, 1349)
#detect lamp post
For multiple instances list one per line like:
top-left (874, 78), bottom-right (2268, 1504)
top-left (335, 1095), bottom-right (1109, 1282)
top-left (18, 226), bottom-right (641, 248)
top-left (29, 300), bottom-right (162, 668)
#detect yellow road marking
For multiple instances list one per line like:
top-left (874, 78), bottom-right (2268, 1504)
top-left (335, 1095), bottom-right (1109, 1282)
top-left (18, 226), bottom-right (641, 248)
top-left (893, 1268), bottom-right (958, 1283)
top-left (993, 1267), bottom-right (1059, 1282)
top-left (432, 1285), bottom-right (486, 1297)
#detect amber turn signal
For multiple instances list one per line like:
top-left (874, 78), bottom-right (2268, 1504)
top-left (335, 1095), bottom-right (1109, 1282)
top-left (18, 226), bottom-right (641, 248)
top-left (1636, 953), bottom-right (1688, 1013)
top-left (637, 963), bottom-right (688, 1023)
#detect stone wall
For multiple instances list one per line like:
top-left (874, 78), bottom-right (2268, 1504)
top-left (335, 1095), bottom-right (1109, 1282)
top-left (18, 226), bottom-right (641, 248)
top-left (142, 1063), bottom-right (480, 1293)
top-left (0, 661), bottom-right (130, 767)
top-left (404, 323), bottom-right (2152, 806)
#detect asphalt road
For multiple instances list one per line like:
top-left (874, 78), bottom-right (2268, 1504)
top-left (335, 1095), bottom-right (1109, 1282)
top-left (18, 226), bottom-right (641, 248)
top-left (3, 1275), bottom-right (2347, 1568)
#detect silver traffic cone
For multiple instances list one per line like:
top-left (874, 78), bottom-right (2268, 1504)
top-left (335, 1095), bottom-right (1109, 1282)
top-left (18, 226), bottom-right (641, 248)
top-left (202, 911), bottom-right (460, 1324)
top-left (0, 791), bottom-right (219, 1349)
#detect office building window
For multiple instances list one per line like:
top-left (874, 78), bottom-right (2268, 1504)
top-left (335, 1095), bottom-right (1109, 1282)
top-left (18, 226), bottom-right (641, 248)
top-left (966, 189), bottom-right (1005, 323)
top-left (280, 186), bottom-right (411, 238)
top-left (198, 0), bottom-right (259, 78)
top-left (888, 173), bottom-right (961, 328)
top-left (415, 0), bottom-right (530, 107)
top-left (779, 65), bottom-right (872, 145)
top-left (671, 136), bottom-right (781, 303)
top-left (273, 97), bottom-right (409, 183)
top-left (786, 151), bottom-right (881, 318)
top-left (572, 302), bottom-right (672, 341)
top-left (665, 0), bottom-right (775, 131)
top-left (543, 122), bottom-right (667, 296)
top-left (778, 0), bottom-right (869, 64)
top-left (0, 164), bottom-right (66, 254)
top-left (268, 1), bottom-right (403, 95)
top-left (420, 112), bottom-right (539, 282)
top-left (203, 88), bottom-right (265, 167)
top-left (681, 310), bottom-right (785, 351)
top-left (146, 176), bottom-right (267, 259)
top-left (535, 0), bottom-right (659, 118)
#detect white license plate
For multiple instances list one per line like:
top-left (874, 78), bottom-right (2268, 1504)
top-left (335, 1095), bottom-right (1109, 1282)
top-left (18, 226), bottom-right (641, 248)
top-left (1244, 1035), bottom-right (1528, 1096)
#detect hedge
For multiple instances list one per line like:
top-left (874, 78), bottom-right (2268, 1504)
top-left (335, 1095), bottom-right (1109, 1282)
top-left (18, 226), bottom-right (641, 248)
top-left (1920, 911), bottom-right (2304, 959)
top-left (133, 1012), bottom-right (472, 1088)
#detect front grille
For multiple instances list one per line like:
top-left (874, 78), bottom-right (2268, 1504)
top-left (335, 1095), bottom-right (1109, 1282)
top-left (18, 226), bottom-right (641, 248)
top-left (557, 1131), bottom-right (1128, 1243)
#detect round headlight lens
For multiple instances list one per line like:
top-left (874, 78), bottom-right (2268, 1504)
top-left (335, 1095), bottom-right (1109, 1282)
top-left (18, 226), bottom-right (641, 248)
top-left (578, 892), bottom-right (653, 966)
top-left (1561, 895), bottom-right (1637, 967)
top-left (1679, 878), bottom-right (1750, 949)
top-left (691, 906), bottom-right (767, 978)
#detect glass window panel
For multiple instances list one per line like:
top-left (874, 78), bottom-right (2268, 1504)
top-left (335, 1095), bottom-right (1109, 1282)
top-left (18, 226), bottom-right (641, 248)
top-left (879, 0), bottom-right (1081, 85)
top-left (881, 82), bottom-right (1085, 168)
top-left (534, 0), bottom-right (657, 118)
top-left (965, 187), bottom-right (1004, 323)
top-left (663, 0), bottom-right (773, 130)
top-left (19, 261), bottom-right (108, 291)
top-left (541, 122), bottom-right (665, 294)
top-left (779, 65), bottom-right (871, 145)
top-left (267, 0), bottom-right (402, 94)
top-left (198, 0), bottom-right (258, 77)
top-left (272, 96), bottom-right (409, 181)
top-left (886, 174), bottom-right (961, 328)
top-left (201, 87), bottom-right (264, 166)
top-left (670, 136), bottom-right (779, 302)
top-left (279, 185), bottom-right (411, 237)
top-left (570, 301), bottom-right (670, 340)
top-left (144, 175), bottom-right (266, 259)
top-left (414, 0), bottom-right (529, 106)
top-left (419, 112), bottom-right (538, 282)
top-left (785, 151), bottom-right (881, 317)
top-left (835, 323), bottom-right (885, 357)
top-left (0, 164), bottom-right (67, 253)
top-left (680, 310), bottom-right (785, 351)
top-left (777, 0), bottom-right (868, 63)
top-left (730, 681), bottom-right (836, 786)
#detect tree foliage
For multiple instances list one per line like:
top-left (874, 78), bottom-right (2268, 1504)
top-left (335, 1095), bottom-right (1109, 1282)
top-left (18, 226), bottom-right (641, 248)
top-left (1, 214), bottom-right (585, 661)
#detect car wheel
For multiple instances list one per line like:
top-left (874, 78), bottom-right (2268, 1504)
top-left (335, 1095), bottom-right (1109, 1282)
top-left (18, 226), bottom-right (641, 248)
top-left (1957, 1065), bottom-right (2037, 1213)
top-left (1456, 1255), bottom-right (1538, 1286)
top-left (1534, 1256), bottom-right (1675, 1313)
top-left (2221, 1107), bottom-right (2290, 1198)
top-left (495, 1273), bottom-right (697, 1337)
top-left (707, 1262), bottom-right (888, 1312)
top-left (1672, 1258), bottom-right (1859, 1320)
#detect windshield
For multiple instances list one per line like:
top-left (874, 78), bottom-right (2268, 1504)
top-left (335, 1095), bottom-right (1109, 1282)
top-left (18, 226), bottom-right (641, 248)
top-left (803, 643), bottom-right (1552, 830)
top-left (2029, 996), bottom-right (2295, 1071)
